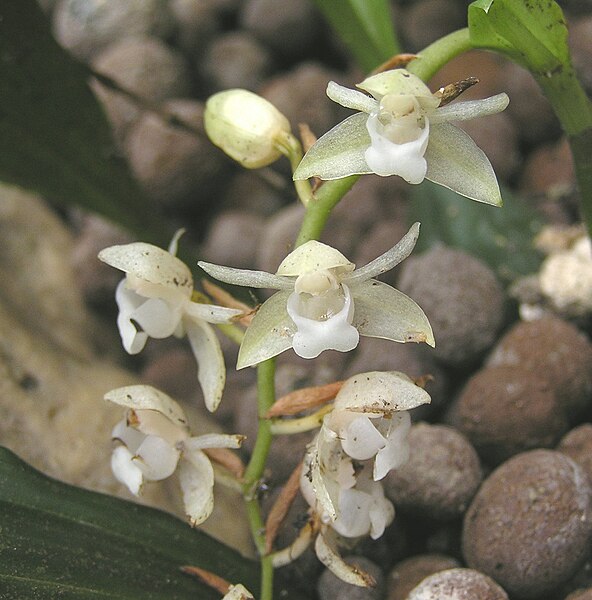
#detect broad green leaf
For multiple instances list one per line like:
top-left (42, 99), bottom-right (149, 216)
top-left (0, 446), bottom-right (260, 599)
top-left (312, 0), bottom-right (400, 72)
top-left (468, 0), bottom-right (569, 71)
top-left (0, 0), bottom-right (166, 244)
top-left (409, 181), bottom-right (543, 284)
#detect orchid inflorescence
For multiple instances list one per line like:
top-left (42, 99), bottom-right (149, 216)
top-left (99, 64), bottom-right (507, 596)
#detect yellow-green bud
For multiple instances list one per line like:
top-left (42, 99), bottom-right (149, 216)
top-left (204, 89), bottom-right (291, 169)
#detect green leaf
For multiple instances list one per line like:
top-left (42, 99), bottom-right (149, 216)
top-left (311, 0), bottom-right (400, 72)
top-left (468, 0), bottom-right (569, 71)
top-left (0, 446), bottom-right (259, 599)
top-left (0, 0), bottom-right (167, 245)
top-left (409, 181), bottom-right (543, 284)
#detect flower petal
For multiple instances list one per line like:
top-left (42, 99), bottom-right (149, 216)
top-left (115, 280), bottom-right (148, 354)
top-left (430, 93), bottom-right (510, 125)
top-left (133, 409), bottom-right (188, 445)
top-left (185, 319), bottom-right (226, 412)
top-left (184, 302), bottom-right (243, 324)
top-left (134, 434), bottom-right (180, 481)
top-left (293, 112), bottom-right (372, 181)
top-left (276, 240), bottom-right (354, 276)
top-left (374, 411), bottom-right (411, 480)
top-left (335, 371), bottom-right (432, 413)
top-left (287, 286), bottom-right (359, 359)
top-left (129, 297), bottom-right (182, 339)
top-left (112, 419), bottom-right (145, 453)
top-left (111, 445), bottom-right (143, 495)
top-left (343, 222), bottom-right (420, 286)
top-left (197, 261), bottom-right (293, 290)
top-left (236, 291), bottom-right (295, 369)
top-left (222, 584), bottom-right (254, 600)
top-left (326, 81), bottom-right (376, 113)
top-left (179, 449), bottom-right (215, 526)
top-left (357, 69), bottom-right (438, 110)
top-left (352, 280), bottom-right (435, 346)
top-left (332, 487), bottom-right (373, 538)
top-left (340, 416), bottom-right (386, 461)
top-left (105, 385), bottom-right (188, 428)
top-left (364, 114), bottom-right (429, 182)
top-left (98, 242), bottom-right (193, 298)
top-left (425, 122), bottom-right (503, 206)
top-left (314, 532), bottom-right (375, 587)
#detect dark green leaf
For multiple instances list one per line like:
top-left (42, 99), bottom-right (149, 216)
top-left (0, 446), bottom-right (259, 599)
top-left (409, 181), bottom-right (543, 284)
top-left (468, 0), bottom-right (569, 71)
top-left (0, 0), bottom-right (167, 245)
top-left (312, 0), bottom-right (400, 72)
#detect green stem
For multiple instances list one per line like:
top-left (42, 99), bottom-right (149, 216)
top-left (569, 129), bottom-right (592, 239)
top-left (242, 358), bottom-right (275, 600)
top-left (406, 28), bottom-right (473, 82)
top-left (295, 176), bottom-right (358, 247)
top-left (278, 132), bottom-right (314, 206)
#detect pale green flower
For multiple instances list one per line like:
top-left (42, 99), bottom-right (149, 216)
top-left (198, 223), bottom-right (434, 369)
top-left (294, 69), bottom-right (509, 206)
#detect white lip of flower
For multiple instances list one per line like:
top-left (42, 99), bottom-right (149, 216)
top-left (293, 68), bottom-right (510, 206)
top-left (198, 222), bottom-right (434, 369)
top-left (98, 232), bottom-right (242, 412)
top-left (106, 385), bottom-right (244, 526)
top-left (325, 371), bottom-right (431, 480)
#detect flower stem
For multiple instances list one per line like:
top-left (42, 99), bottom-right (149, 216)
top-left (294, 176), bottom-right (359, 247)
top-left (242, 358), bottom-right (276, 600)
top-left (278, 132), bottom-right (314, 207)
top-left (406, 28), bottom-right (472, 82)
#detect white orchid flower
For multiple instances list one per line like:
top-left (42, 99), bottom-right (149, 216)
top-left (198, 222), bottom-right (433, 369)
top-left (222, 584), bottom-right (254, 600)
top-left (325, 371), bottom-right (431, 480)
top-left (293, 69), bottom-right (510, 206)
top-left (106, 385), bottom-right (244, 526)
top-left (98, 233), bottom-right (242, 411)
top-left (299, 441), bottom-right (393, 587)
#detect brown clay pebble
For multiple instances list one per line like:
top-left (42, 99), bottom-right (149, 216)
top-left (462, 450), bottom-right (592, 599)
top-left (449, 365), bottom-right (568, 464)
top-left (558, 424), bottom-right (592, 484)
top-left (406, 568), bottom-right (509, 599)
top-left (387, 554), bottom-right (460, 600)
top-left (397, 246), bottom-right (504, 369)
top-left (566, 590), bottom-right (592, 600)
top-left (486, 317), bottom-right (592, 421)
top-left (384, 423), bottom-right (482, 520)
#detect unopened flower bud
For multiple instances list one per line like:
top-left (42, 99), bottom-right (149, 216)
top-left (204, 89), bottom-right (291, 169)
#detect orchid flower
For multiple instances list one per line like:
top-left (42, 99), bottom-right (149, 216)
top-left (325, 371), bottom-right (431, 480)
top-left (98, 233), bottom-right (242, 411)
top-left (293, 69), bottom-right (510, 206)
top-left (106, 385), bottom-right (244, 526)
top-left (198, 222), bottom-right (433, 369)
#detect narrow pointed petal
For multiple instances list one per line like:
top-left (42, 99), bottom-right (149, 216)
top-left (185, 433), bottom-right (244, 451)
top-left (185, 319), bottom-right (226, 412)
top-left (167, 228), bottom-right (185, 256)
top-left (352, 280), bottom-right (435, 346)
top-left (343, 223), bottom-right (420, 285)
top-left (293, 113), bottom-right (372, 181)
top-left (430, 93), bottom-right (510, 125)
top-left (326, 81), bottom-right (376, 113)
top-left (105, 385), bottom-right (188, 428)
top-left (236, 291), bottom-right (296, 369)
top-left (198, 261), bottom-right (292, 289)
top-left (111, 445), bottom-right (143, 495)
top-left (134, 435), bottom-right (180, 481)
top-left (425, 122), bottom-right (503, 206)
top-left (314, 532), bottom-right (375, 587)
top-left (179, 449), bottom-right (215, 526)
top-left (184, 301), bottom-right (243, 324)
